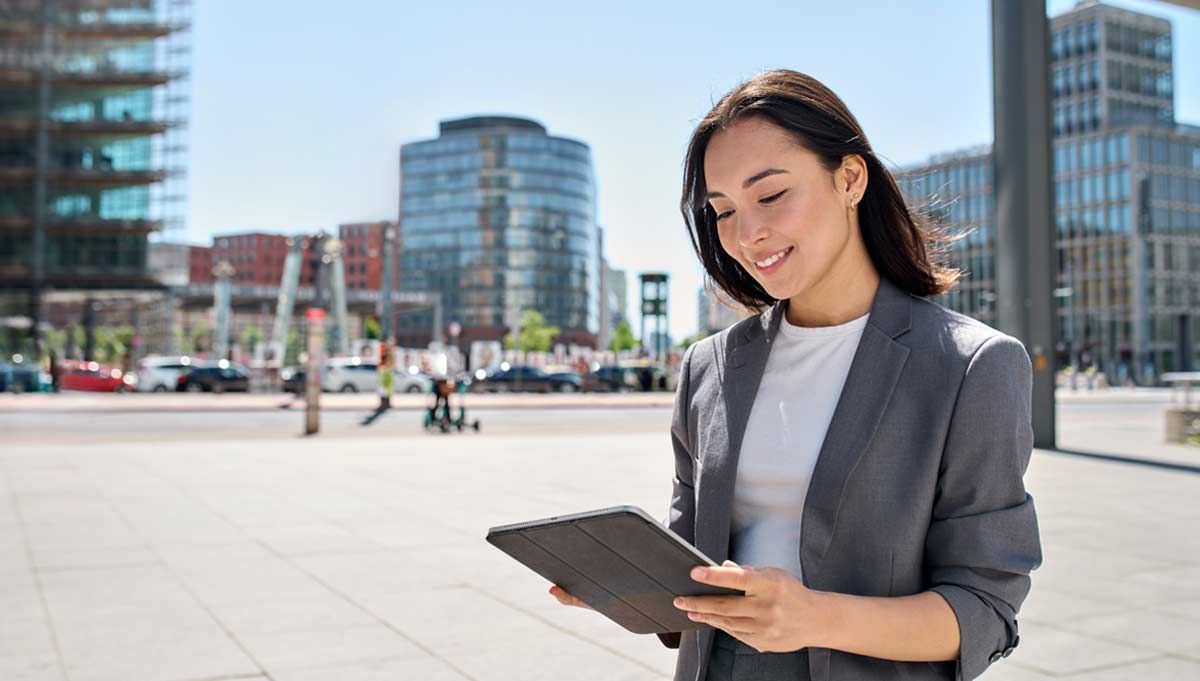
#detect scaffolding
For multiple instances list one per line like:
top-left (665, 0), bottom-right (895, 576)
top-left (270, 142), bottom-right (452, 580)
top-left (0, 0), bottom-right (193, 357)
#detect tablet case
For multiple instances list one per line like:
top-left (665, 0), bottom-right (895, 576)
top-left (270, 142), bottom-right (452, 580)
top-left (486, 505), bottom-right (743, 634)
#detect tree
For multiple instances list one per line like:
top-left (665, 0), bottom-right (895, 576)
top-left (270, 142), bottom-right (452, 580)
top-left (678, 331), bottom-right (708, 350)
top-left (365, 316), bottom-right (381, 341)
top-left (240, 325), bottom-right (264, 353)
top-left (503, 310), bottom-right (559, 353)
top-left (610, 319), bottom-right (637, 353)
top-left (188, 322), bottom-right (211, 355)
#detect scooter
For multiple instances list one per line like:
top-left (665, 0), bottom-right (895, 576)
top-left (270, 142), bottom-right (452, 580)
top-left (423, 378), bottom-right (480, 433)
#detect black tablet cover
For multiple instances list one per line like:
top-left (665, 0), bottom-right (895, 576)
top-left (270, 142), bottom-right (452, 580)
top-left (486, 505), bottom-right (744, 634)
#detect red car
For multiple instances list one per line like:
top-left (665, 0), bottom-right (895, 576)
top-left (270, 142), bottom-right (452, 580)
top-left (59, 359), bottom-right (133, 392)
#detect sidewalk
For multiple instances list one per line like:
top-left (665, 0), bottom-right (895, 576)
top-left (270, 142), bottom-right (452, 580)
top-left (1, 411), bottom-right (1197, 681)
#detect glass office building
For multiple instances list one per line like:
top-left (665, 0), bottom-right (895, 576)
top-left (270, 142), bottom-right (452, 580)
top-left (898, 1), bottom-right (1200, 382)
top-left (0, 0), bottom-right (192, 352)
top-left (398, 115), bottom-right (600, 349)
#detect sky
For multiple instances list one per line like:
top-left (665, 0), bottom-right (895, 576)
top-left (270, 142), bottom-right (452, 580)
top-left (183, 0), bottom-right (1199, 343)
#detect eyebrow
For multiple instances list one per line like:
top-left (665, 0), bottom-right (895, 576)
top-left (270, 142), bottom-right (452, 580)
top-left (706, 168), bottom-right (790, 200)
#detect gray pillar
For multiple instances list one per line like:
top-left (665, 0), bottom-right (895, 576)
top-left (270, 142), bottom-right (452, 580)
top-left (991, 0), bottom-right (1057, 449)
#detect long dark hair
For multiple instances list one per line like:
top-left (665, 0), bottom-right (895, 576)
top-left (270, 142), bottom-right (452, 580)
top-left (682, 69), bottom-right (961, 311)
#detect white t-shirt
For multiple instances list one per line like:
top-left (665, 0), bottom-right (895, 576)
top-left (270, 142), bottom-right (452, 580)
top-left (728, 310), bottom-right (870, 582)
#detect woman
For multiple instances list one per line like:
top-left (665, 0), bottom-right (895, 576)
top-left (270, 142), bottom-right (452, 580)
top-left (551, 69), bottom-right (1041, 681)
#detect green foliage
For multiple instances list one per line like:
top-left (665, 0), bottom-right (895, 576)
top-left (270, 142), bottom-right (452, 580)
top-left (609, 319), bottom-right (637, 353)
top-left (503, 310), bottom-right (560, 353)
top-left (284, 329), bottom-right (302, 366)
top-left (678, 331), bottom-right (708, 350)
top-left (365, 316), bottom-right (381, 341)
top-left (240, 325), bottom-right (264, 352)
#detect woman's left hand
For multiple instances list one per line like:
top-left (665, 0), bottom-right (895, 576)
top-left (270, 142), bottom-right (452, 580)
top-left (674, 560), bottom-right (830, 653)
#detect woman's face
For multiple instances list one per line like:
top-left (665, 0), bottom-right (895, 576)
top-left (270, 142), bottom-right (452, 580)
top-left (703, 116), bottom-right (858, 303)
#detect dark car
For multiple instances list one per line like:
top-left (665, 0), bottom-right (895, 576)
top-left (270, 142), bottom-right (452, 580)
top-left (582, 365), bottom-right (640, 393)
top-left (0, 361), bottom-right (43, 393)
top-left (470, 366), bottom-right (579, 393)
top-left (176, 362), bottom-right (250, 393)
top-left (280, 366), bottom-right (305, 394)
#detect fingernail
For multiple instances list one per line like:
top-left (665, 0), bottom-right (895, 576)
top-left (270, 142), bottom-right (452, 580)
top-left (673, 597), bottom-right (684, 608)
top-left (692, 568), bottom-right (706, 580)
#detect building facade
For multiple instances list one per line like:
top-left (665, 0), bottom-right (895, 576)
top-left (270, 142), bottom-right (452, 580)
top-left (898, 0), bottom-right (1200, 382)
top-left (697, 282), bottom-right (749, 336)
top-left (339, 221), bottom-right (399, 292)
top-left (398, 115), bottom-right (600, 349)
top-left (0, 0), bottom-right (192, 352)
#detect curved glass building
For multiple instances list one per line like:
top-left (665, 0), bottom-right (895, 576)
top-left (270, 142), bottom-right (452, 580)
top-left (397, 116), bottom-right (599, 349)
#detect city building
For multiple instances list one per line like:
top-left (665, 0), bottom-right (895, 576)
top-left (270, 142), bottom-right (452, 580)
top-left (897, 0), bottom-right (1200, 382)
top-left (398, 115), bottom-right (600, 349)
top-left (605, 263), bottom-right (628, 328)
top-left (187, 244), bottom-right (212, 285)
top-left (339, 220), bottom-right (399, 292)
top-left (0, 0), bottom-right (192, 350)
top-left (697, 282), bottom-right (748, 336)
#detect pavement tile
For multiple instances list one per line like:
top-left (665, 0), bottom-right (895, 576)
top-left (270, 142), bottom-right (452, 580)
top-left (1007, 620), bottom-right (1160, 676)
top-left (234, 624), bottom-right (424, 673)
top-left (269, 656), bottom-right (473, 681)
top-left (1066, 608), bottom-right (1200, 654)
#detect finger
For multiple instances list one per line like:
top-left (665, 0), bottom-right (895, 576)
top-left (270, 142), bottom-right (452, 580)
top-left (687, 610), bottom-right (757, 635)
top-left (673, 595), bottom-right (756, 618)
top-left (691, 565), bottom-right (753, 591)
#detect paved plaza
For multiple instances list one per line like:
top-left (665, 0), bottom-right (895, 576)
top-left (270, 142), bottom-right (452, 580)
top-left (1, 395), bottom-right (1198, 681)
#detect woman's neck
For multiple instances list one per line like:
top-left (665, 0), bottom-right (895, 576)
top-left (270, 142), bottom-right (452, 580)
top-left (784, 237), bottom-right (880, 328)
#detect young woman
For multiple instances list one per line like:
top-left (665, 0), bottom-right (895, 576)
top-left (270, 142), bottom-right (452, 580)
top-left (551, 69), bottom-right (1041, 681)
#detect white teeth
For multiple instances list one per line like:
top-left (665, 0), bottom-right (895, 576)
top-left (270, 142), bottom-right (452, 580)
top-left (754, 248), bottom-right (789, 268)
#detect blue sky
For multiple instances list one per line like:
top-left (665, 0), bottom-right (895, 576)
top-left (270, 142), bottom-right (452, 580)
top-left (184, 0), bottom-right (1198, 341)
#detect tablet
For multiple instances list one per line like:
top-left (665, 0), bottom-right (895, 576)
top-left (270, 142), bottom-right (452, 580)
top-left (485, 504), bottom-right (744, 635)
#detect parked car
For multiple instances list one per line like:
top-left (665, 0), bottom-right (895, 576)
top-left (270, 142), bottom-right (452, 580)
top-left (280, 366), bottom-right (305, 394)
top-left (393, 368), bottom-right (434, 394)
top-left (176, 361), bottom-right (250, 393)
top-left (0, 360), bottom-right (45, 392)
top-left (322, 357), bottom-right (378, 393)
top-left (60, 359), bottom-right (132, 392)
top-left (582, 365), bottom-right (641, 393)
top-left (469, 365), bottom-right (580, 393)
top-left (311, 357), bottom-right (433, 395)
top-left (137, 356), bottom-right (194, 392)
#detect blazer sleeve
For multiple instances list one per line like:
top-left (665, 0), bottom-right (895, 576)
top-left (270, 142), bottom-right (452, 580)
top-left (925, 334), bottom-right (1043, 681)
top-left (656, 343), bottom-right (697, 650)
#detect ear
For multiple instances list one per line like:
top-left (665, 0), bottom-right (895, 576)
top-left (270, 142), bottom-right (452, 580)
top-left (839, 154), bottom-right (869, 200)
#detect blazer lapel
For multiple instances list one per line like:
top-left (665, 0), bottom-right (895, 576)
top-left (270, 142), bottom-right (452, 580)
top-left (800, 277), bottom-right (912, 574)
top-left (693, 300), bottom-right (785, 566)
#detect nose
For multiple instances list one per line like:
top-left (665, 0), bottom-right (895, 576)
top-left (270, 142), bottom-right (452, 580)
top-left (736, 215), bottom-right (770, 250)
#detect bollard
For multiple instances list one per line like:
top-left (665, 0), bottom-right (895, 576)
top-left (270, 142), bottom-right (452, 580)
top-left (305, 308), bottom-right (325, 435)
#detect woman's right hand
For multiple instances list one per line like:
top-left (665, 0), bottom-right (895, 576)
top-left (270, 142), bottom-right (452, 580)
top-left (549, 585), bottom-right (593, 610)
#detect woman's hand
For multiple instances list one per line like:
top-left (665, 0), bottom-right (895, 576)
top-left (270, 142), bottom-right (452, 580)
top-left (548, 585), bottom-right (593, 610)
top-left (674, 560), bottom-right (830, 653)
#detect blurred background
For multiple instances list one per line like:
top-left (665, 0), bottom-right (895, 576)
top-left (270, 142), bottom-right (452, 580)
top-left (0, 2), bottom-right (1198, 681)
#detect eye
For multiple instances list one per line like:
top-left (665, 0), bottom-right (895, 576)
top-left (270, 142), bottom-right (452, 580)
top-left (715, 209), bottom-right (734, 222)
top-left (760, 189), bottom-right (787, 205)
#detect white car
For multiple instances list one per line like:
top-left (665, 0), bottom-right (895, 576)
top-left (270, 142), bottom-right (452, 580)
top-left (137, 356), bottom-right (194, 392)
top-left (322, 358), bottom-right (379, 393)
top-left (321, 358), bottom-right (434, 394)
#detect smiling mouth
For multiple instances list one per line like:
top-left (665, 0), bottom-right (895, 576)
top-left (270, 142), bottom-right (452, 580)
top-left (752, 246), bottom-right (793, 272)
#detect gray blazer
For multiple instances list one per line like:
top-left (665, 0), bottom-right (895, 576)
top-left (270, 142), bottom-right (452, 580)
top-left (657, 276), bottom-right (1042, 681)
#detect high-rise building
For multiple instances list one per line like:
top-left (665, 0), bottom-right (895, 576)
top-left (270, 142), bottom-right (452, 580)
top-left (697, 283), bottom-right (748, 336)
top-left (0, 0), bottom-right (192, 349)
top-left (898, 0), bottom-right (1200, 382)
top-left (398, 115), bottom-right (600, 349)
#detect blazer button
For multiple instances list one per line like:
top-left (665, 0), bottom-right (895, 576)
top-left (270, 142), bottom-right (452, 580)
top-left (989, 651), bottom-right (1003, 663)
